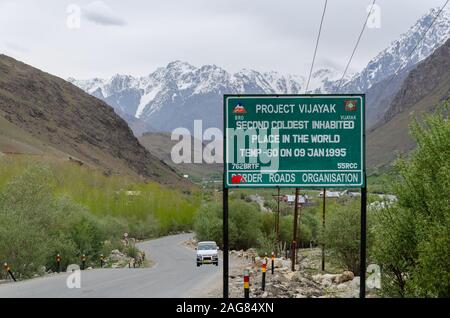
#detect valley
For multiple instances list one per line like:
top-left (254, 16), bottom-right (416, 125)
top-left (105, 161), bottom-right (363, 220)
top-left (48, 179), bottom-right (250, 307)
top-left (0, 3), bottom-right (448, 301)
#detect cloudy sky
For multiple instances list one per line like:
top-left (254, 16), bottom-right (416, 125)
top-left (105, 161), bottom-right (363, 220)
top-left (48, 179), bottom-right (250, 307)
top-left (0, 0), bottom-right (446, 79)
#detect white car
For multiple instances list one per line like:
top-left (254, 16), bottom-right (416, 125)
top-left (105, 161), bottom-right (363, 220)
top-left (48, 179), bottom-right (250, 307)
top-left (196, 241), bottom-right (219, 266)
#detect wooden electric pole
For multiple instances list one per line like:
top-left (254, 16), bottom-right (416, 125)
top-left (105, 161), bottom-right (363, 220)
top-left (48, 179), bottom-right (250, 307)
top-left (276, 187), bottom-right (280, 244)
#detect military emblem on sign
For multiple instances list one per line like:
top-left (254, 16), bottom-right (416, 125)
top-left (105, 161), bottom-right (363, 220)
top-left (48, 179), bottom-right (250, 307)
top-left (344, 100), bottom-right (357, 111)
top-left (232, 103), bottom-right (247, 114)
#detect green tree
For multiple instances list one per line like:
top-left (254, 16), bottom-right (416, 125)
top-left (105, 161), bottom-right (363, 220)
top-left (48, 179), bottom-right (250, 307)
top-left (0, 165), bottom-right (111, 277)
top-left (193, 199), bottom-right (262, 250)
top-left (320, 200), bottom-right (369, 274)
top-left (373, 103), bottom-right (450, 297)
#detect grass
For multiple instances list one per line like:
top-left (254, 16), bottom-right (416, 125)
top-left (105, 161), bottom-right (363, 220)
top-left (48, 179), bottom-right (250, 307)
top-left (0, 155), bottom-right (200, 236)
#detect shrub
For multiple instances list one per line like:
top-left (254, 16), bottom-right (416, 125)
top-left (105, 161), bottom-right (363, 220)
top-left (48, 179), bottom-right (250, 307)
top-left (372, 104), bottom-right (450, 297)
top-left (320, 200), bottom-right (371, 274)
top-left (193, 199), bottom-right (262, 250)
top-left (125, 243), bottom-right (140, 259)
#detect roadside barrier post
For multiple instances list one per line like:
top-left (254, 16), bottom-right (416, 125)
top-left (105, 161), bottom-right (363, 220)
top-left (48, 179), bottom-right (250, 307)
top-left (3, 263), bottom-right (16, 282)
top-left (243, 268), bottom-right (250, 298)
top-left (100, 254), bottom-right (104, 268)
top-left (261, 258), bottom-right (267, 291)
top-left (271, 252), bottom-right (275, 275)
top-left (56, 254), bottom-right (61, 273)
top-left (81, 254), bottom-right (86, 270)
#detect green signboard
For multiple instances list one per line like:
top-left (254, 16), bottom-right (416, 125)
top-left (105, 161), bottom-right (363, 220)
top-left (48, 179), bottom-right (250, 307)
top-left (224, 94), bottom-right (365, 188)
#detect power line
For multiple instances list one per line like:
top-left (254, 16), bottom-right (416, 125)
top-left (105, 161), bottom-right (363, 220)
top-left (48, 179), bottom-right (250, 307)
top-left (384, 0), bottom-right (449, 88)
top-left (305, 0), bottom-right (328, 93)
top-left (336, 0), bottom-right (377, 92)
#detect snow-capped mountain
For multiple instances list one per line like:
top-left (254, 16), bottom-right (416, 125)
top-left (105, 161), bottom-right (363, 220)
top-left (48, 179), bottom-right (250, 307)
top-left (70, 63), bottom-right (309, 132)
top-left (69, 63), bottom-right (350, 132)
top-left (70, 7), bottom-right (450, 133)
top-left (334, 7), bottom-right (450, 93)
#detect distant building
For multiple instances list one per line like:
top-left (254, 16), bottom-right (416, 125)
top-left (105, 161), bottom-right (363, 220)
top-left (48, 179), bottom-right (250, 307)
top-left (377, 194), bottom-right (397, 202)
top-left (283, 194), bottom-right (309, 205)
top-left (340, 189), bottom-right (361, 197)
top-left (318, 191), bottom-right (340, 198)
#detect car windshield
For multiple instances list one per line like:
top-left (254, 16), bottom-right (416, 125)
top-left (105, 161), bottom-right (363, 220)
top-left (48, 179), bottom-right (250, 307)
top-left (198, 243), bottom-right (216, 250)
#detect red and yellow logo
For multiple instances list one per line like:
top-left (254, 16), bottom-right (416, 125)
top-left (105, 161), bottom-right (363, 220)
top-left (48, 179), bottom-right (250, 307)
top-left (344, 100), bottom-right (357, 111)
top-left (232, 103), bottom-right (247, 114)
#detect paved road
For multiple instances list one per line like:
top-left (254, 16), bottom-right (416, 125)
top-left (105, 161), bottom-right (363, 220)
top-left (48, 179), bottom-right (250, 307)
top-left (0, 233), bottom-right (222, 298)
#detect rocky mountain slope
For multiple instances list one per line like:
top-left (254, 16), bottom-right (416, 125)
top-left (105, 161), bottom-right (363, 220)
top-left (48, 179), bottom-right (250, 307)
top-left (138, 132), bottom-right (222, 181)
top-left (367, 38), bottom-right (450, 169)
top-left (0, 54), bottom-right (186, 185)
top-left (71, 8), bottom-right (449, 134)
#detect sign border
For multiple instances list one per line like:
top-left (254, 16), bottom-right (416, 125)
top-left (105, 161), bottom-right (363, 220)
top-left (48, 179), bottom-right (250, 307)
top-left (223, 94), bottom-right (366, 188)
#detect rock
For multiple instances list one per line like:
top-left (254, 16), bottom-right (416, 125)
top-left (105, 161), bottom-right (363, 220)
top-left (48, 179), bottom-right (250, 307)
top-left (313, 273), bottom-right (338, 286)
top-left (312, 274), bottom-right (323, 282)
top-left (295, 294), bottom-right (307, 298)
top-left (283, 272), bottom-right (296, 281)
top-left (273, 258), bottom-right (284, 268)
top-left (321, 277), bottom-right (333, 287)
top-left (349, 277), bottom-right (360, 288)
top-left (336, 271), bottom-right (354, 283)
top-left (109, 249), bottom-right (126, 262)
top-left (86, 266), bottom-right (93, 270)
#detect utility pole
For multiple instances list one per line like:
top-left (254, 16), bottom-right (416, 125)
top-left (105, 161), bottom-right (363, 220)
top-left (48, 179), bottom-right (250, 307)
top-left (272, 188), bottom-right (281, 254)
top-left (360, 175), bottom-right (367, 298)
top-left (321, 188), bottom-right (326, 271)
top-left (276, 187), bottom-right (280, 245)
top-left (291, 188), bottom-right (300, 271)
top-left (223, 187), bottom-right (229, 298)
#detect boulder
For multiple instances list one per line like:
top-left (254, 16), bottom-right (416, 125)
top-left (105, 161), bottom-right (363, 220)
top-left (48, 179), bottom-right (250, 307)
top-left (349, 276), bottom-right (360, 289)
top-left (273, 258), bottom-right (284, 268)
top-left (313, 273), bottom-right (337, 286)
top-left (337, 271), bottom-right (354, 283)
top-left (283, 272), bottom-right (296, 281)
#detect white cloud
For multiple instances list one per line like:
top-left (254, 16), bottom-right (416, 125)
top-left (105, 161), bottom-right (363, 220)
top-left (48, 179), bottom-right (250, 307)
top-left (82, 1), bottom-right (126, 26)
top-left (0, 0), bottom-right (445, 79)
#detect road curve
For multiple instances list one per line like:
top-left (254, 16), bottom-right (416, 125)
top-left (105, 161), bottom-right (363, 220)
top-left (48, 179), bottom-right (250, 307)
top-left (0, 233), bottom-right (222, 298)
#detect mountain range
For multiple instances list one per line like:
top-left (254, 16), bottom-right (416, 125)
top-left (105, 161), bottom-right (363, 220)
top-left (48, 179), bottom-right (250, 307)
top-left (70, 8), bottom-right (450, 133)
top-left (367, 38), bottom-right (450, 169)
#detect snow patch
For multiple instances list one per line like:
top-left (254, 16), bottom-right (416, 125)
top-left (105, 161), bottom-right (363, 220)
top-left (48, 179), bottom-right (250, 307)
top-left (135, 86), bottom-right (160, 118)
